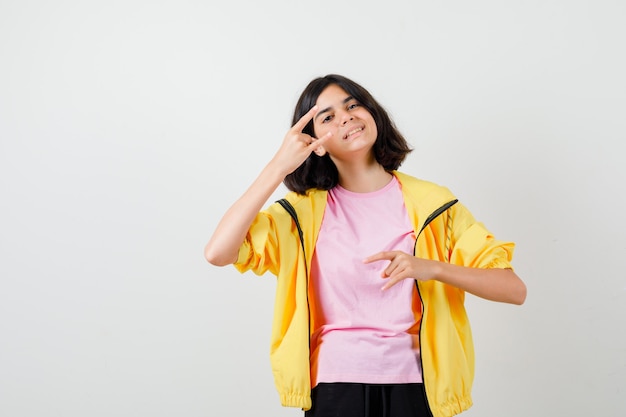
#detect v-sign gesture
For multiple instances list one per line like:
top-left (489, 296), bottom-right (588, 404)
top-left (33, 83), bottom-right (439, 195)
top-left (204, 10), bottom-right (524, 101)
top-left (204, 106), bottom-right (330, 266)
top-left (271, 105), bottom-right (332, 176)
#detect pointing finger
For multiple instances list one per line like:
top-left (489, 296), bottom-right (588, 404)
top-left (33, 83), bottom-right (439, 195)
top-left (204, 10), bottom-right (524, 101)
top-left (363, 251), bottom-right (394, 264)
top-left (292, 105), bottom-right (318, 132)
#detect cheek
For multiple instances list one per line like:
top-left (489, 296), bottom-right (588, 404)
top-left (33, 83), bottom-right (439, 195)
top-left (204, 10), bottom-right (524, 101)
top-left (367, 117), bottom-right (378, 137)
top-left (314, 125), bottom-right (337, 139)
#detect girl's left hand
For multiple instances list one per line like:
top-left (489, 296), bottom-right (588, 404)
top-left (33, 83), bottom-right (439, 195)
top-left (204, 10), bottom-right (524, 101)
top-left (363, 251), bottom-right (442, 290)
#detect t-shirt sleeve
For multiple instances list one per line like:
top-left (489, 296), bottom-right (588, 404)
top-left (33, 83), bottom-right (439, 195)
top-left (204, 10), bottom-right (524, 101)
top-left (447, 203), bottom-right (515, 270)
top-left (234, 210), bottom-right (280, 276)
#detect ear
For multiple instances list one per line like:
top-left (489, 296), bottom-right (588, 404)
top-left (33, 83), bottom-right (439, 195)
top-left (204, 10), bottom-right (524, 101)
top-left (313, 145), bottom-right (327, 157)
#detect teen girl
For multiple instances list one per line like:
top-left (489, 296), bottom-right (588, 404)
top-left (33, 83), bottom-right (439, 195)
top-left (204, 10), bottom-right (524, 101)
top-left (204, 74), bottom-right (526, 417)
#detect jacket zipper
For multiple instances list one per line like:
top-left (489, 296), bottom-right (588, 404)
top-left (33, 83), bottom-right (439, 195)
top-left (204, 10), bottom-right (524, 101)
top-left (413, 199), bottom-right (458, 412)
top-left (276, 199), bottom-right (312, 410)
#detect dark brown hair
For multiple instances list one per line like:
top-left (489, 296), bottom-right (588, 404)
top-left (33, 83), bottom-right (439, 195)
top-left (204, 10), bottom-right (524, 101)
top-left (283, 74), bottom-right (412, 194)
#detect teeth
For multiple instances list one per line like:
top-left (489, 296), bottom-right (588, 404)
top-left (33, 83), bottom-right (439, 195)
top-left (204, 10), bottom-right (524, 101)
top-left (345, 127), bottom-right (362, 138)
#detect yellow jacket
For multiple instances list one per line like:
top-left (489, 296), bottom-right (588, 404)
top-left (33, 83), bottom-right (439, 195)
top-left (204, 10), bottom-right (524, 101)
top-left (235, 171), bottom-right (514, 417)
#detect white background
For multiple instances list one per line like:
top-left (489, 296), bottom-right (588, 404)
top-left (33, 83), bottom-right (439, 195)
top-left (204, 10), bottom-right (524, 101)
top-left (1, 1), bottom-right (625, 416)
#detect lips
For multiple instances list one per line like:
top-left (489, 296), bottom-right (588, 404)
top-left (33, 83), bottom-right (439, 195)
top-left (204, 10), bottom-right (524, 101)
top-left (343, 126), bottom-right (364, 140)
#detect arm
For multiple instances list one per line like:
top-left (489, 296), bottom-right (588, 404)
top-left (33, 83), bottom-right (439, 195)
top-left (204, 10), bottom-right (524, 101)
top-left (203, 163), bottom-right (286, 266)
top-left (363, 252), bottom-right (527, 305)
top-left (204, 106), bottom-right (331, 266)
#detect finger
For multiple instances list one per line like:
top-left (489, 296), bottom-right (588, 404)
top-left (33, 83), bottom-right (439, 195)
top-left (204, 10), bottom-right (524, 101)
top-left (381, 267), bottom-right (408, 290)
top-left (382, 258), bottom-right (401, 278)
top-left (292, 105), bottom-right (318, 132)
top-left (307, 131), bottom-right (331, 150)
top-left (381, 278), bottom-right (399, 291)
top-left (381, 270), bottom-right (399, 290)
top-left (363, 251), bottom-right (394, 264)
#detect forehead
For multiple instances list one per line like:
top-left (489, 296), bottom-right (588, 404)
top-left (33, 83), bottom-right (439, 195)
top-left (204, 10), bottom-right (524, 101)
top-left (315, 84), bottom-right (351, 106)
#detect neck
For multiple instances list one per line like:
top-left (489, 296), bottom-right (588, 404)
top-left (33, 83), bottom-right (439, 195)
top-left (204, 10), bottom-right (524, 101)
top-left (335, 161), bottom-right (393, 193)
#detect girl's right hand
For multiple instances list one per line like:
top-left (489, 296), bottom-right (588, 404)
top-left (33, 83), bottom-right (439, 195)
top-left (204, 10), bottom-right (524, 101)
top-left (270, 106), bottom-right (332, 175)
top-left (204, 106), bottom-right (332, 266)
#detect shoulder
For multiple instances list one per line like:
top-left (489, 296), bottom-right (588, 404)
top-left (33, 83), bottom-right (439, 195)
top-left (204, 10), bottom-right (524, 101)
top-left (265, 188), bottom-right (328, 245)
top-left (266, 188), bottom-right (328, 217)
top-left (393, 171), bottom-right (457, 202)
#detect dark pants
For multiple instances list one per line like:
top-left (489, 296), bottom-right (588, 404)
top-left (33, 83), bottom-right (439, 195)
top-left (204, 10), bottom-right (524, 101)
top-left (304, 383), bottom-right (433, 417)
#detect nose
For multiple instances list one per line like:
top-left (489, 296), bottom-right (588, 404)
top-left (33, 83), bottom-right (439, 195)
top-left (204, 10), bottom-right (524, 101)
top-left (340, 111), bottom-right (354, 126)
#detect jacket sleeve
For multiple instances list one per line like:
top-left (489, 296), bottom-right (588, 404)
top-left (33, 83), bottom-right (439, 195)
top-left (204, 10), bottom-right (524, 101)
top-left (234, 210), bottom-right (281, 276)
top-left (447, 203), bottom-right (515, 270)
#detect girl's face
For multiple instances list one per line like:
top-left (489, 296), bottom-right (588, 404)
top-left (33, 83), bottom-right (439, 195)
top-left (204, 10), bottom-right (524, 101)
top-left (312, 84), bottom-right (378, 161)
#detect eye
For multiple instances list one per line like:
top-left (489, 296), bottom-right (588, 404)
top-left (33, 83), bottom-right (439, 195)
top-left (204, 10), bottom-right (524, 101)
top-left (347, 102), bottom-right (360, 110)
top-left (321, 114), bottom-right (333, 123)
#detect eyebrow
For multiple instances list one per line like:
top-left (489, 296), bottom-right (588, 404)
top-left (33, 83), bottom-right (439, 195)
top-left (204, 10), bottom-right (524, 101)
top-left (314, 96), bottom-right (355, 122)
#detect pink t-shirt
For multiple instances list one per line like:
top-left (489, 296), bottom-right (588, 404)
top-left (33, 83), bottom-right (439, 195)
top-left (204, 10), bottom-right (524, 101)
top-left (309, 176), bottom-right (423, 387)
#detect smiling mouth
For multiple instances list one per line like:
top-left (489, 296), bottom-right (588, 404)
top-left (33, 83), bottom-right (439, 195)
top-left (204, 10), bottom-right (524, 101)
top-left (343, 127), bottom-right (363, 139)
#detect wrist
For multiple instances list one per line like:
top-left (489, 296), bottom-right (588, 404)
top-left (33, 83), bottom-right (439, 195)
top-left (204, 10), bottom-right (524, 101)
top-left (428, 259), bottom-right (447, 282)
top-left (263, 160), bottom-right (290, 183)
